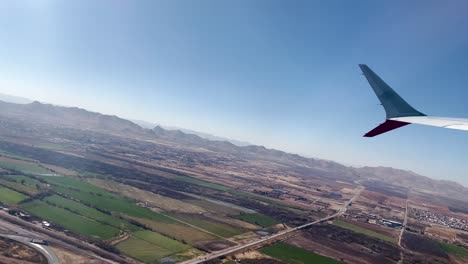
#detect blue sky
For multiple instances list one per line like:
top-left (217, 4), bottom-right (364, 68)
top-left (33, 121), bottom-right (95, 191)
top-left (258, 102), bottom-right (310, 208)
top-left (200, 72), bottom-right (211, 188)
top-left (1, 0), bottom-right (468, 185)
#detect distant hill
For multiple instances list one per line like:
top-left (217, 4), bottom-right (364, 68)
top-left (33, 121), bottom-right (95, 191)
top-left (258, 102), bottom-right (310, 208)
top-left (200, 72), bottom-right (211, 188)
top-left (0, 100), bottom-right (466, 201)
top-left (355, 166), bottom-right (467, 201)
top-left (0, 100), bottom-right (145, 135)
top-left (131, 119), bottom-right (251, 147)
top-left (0, 93), bottom-right (33, 104)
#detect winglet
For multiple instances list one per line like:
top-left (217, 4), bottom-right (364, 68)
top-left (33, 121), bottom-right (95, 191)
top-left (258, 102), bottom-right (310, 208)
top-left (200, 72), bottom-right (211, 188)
top-left (359, 64), bottom-right (425, 118)
top-left (360, 64), bottom-right (425, 137)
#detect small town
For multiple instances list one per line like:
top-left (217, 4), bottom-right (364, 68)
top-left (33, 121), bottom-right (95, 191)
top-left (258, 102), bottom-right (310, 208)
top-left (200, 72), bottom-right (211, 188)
top-left (411, 208), bottom-right (468, 231)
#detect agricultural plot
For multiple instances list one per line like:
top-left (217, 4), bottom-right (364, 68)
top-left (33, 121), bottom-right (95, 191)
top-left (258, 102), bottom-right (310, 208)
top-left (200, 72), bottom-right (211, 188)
top-left (232, 213), bottom-right (278, 228)
top-left (333, 220), bottom-right (395, 243)
top-left (42, 177), bottom-right (112, 197)
top-left (133, 230), bottom-right (190, 252)
top-left (87, 178), bottom-right (206, 214)
top-left (5, 175), bottom-right (42, 186)
top-left (260, 242), bottom-right (342, 264)
top-left (184, 199), bottom-right (243, 215)
top-left (0, 187), bottom-right (27, 205)
top-left (438, 241), bottom-right (468, 258)
top-left (117, 230), bottom-right (190, 263)
top-left (20, 200), bottom-right (120, 239)
top-left (169, 213), bottom-right (245, 238)
top-left (44, 177), bottom-right (175, 223)
top-left (36, 142), bottom-right (66, 150)
top-left (43, 195), bottom-right (141, 232)
top-left (126, 216), bottom-right (220, 246)
top-left (0, 179), bottom-right (39, 195)
top-left (0, 158), bottom-right (51, 175)
top-left (173, 175), bottom-right (231, 191)
top-left (164, 248), bottom-right (204, 263)
top-left (232, 189), bottom-right (307, 214)
top-left (0, 150), bottom-right (35, 161)
top-left (116, 237), bottom-right (173, 263)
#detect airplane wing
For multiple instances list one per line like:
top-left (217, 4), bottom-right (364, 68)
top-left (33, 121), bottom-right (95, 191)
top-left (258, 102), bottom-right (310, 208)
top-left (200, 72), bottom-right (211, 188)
top-left (360, 64), bottom-right (468, 137)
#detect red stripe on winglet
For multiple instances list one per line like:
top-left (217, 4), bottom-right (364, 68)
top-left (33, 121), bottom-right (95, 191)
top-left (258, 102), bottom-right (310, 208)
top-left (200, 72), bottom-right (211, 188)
top-left (364, 120), bottom-right (410, 137)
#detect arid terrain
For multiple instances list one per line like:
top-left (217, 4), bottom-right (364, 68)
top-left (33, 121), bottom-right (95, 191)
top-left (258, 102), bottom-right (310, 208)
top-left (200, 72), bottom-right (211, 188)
top-left (0, 100), bottom-right (466, 264)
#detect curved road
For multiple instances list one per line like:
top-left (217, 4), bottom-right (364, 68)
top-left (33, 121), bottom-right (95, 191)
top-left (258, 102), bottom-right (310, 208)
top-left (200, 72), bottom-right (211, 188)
top-left (0, 233), bottom-right (59, 264)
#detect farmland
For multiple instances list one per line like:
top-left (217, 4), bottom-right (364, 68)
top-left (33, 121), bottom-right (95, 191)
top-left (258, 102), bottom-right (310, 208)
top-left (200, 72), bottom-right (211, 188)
top-left (133, 230), bottom-right (190, 252)
top-left (20, 200), bottom-right (120, 239)
top-left (0, 178), bottom-right (39, 195)
top-left (0, 102), bottom-right (466, 264)
top-left (168, 213), bottom-right (245, 238)
top-left (43, 194), bottom-right (141, 232)
top-left (232, 213), bottom-right (278, 228)
top-left (173, 175), bottom-right (231, 191)
top-left (184, 199), bottom-right (243, 215)
top-left (438, 241), bottom-right (468, 258)
top-left (4, 175), bottom-right (42, 186)
top-left (116, 230), bottom-right (191, 263)
top-left (125, 216), bottom-right (221, 246)
top-left (333, 220), bottom-right (395, 243)
top-left (0, 186), bottom-right (27, 205)
top-left (0, 150), bottom-right (35, 161)
top-left (46, 177), bottom-right (175, 223)
top-left (87, 178), bottom-right (206, 214)
top-left (0, 158), bottom-right (51, 174)
top-left (260, 242), bottom-right (342, 264)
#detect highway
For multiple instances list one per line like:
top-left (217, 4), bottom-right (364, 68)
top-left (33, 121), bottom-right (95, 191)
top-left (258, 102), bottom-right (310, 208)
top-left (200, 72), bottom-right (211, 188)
top-left (0, 234), bottom-right (60, 264)
top-left (181, 186), bottom-right (364, 264)
top-left (0, 211), bottom-right (125, 264)
top-left (398, 200), bottom-right (409, 246)
top-left (0, 220), bottom-right (59, 264)
top-left (397, 200), bottom-right (409, 264)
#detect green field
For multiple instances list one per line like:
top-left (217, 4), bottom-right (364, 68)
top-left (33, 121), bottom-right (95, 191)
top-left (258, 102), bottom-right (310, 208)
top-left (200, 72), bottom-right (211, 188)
top-left (333, 220), bottom-right (395, 243)
top-left (0, 187), bottom-right (27, 205)
top-left (0, 178), bottom-right (39, 195)
top-left (260, 242), bottom-right (342, 264)
top-left (44, 176), bottom-right (175, 223)
top-left (0, 160), bottom-right (51, 174)
top-left (42, 176), bottom-right (113, 197)
top-left (126, 216), bottom-right (220, 246)
top-left (117, 237), bottom-right (173, 263)
top-left (43, 195), bottom-right (141, 232)
top-left (438, 241), bottom-right (468, 258)
top-left (133, 230), bottom-right (190, 252)
top-left (232, 213), bottom-right (278, 227)
top-left (6, 175), bottom-right (42, 186)
top-left (0, 150), bottom-right (35, 161)
top-left (174, 175), bottom-right (231, 191)
top-left (169, 213), bottom-right (244, 237)
top-left (117, 231), bottom-right (190, 263)
top-left (20, 200), bottom-right (120, 239)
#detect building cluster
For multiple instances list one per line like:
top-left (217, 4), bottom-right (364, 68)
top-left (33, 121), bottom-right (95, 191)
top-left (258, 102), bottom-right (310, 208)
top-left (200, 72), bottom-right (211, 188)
top-left (344, 211), bottom-right (403, 228)
top-left (411, 208), bottom-right (468, 231)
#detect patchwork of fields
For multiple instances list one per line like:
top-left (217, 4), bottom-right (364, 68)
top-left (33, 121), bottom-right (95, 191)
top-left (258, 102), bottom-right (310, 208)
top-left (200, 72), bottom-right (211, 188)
top-left (0, 153), bottom-right (268, 263)
top-left (260, 242), bottom-right (342, 264)
top-left (232, 213), bottom-right (278, 228)
top-left (333, 220), bottom-right (395, 243)
top-left (0, 186), bottom-right (27, 205)
top-left (21, 200), bottom-right (121, 239)
top-left (0, 147), bottom-right (366, 264)
top-left (116, 230), bottom-right (191, 263)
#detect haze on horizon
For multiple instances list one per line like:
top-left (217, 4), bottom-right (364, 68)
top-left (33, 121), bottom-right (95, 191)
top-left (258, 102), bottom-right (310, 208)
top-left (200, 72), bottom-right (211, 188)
top-left (0, 0), bottom-right (468, 185)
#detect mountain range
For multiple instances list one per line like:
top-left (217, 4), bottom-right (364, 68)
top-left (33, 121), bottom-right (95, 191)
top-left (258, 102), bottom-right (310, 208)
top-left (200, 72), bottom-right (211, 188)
top-left (0, 98), bottom-right (466, 201)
